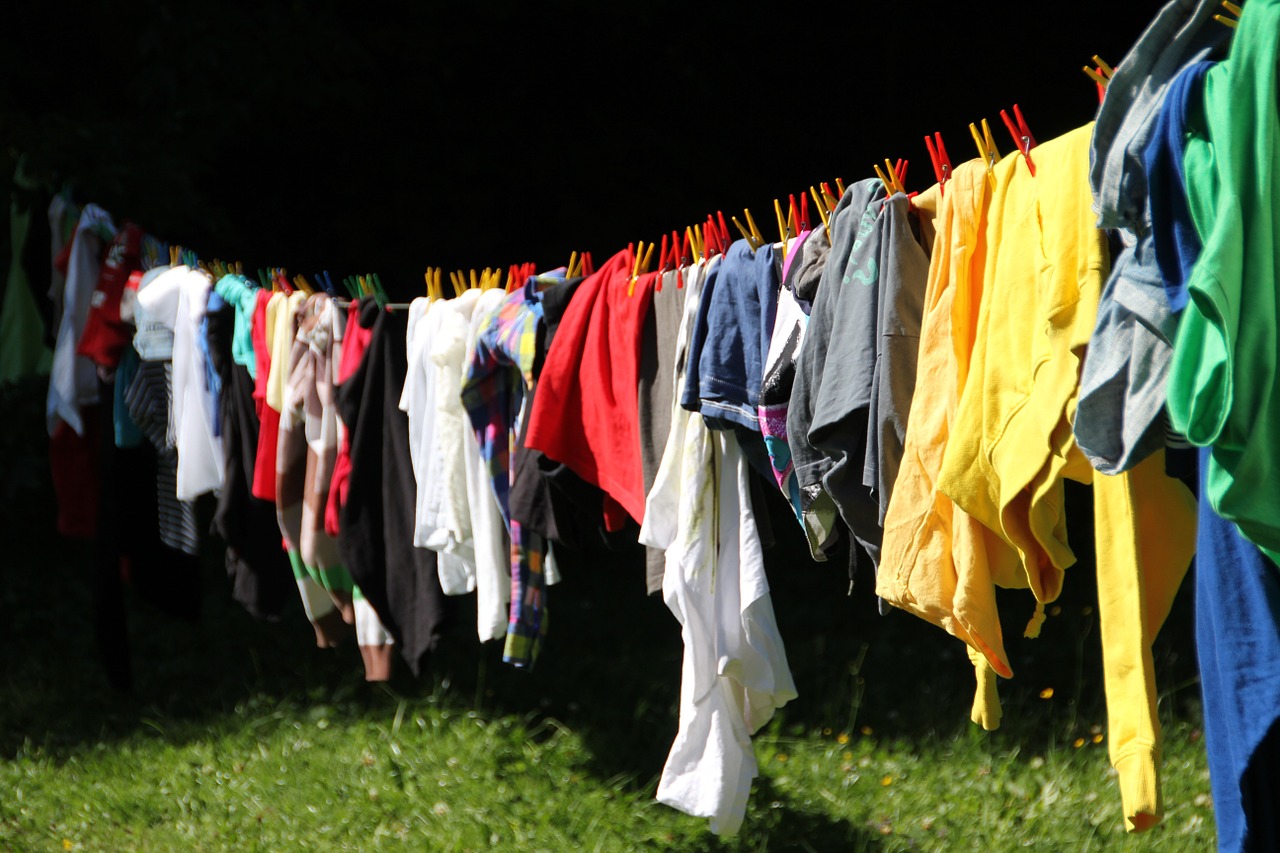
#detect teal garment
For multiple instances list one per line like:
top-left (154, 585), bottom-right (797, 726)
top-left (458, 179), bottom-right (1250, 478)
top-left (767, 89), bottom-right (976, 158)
top-left (213, 273), bottom-right (260, 379)
top-left (1167, 0), bottom-right (1280, 566)
top-left (0, 196), bottom-right (53, 384)
top-left (113, 345), bottom-right (144, 449)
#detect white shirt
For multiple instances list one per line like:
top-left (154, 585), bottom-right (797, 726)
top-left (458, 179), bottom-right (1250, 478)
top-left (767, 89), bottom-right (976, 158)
top-left (642, 259), bottom-right (797, 837)
top-left (463, 288), bottom-right (514, 643)
top-left (170, 267), bottom-right (224, 500)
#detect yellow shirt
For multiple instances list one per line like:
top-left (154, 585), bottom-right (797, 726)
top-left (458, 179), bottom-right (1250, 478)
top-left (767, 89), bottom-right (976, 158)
top-left (877, 161), bottom-right (1023, 732)
top-left (935, 123), bottom-right (1196, 830)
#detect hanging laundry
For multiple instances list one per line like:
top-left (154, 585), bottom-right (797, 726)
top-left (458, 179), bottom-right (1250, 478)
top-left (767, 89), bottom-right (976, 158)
top-left (1074, 0), bottom-right (1228, 476)
top-left (1144, 4), bottom-right (1280, 846)
top-left (337, 298), bottom-right (449, 677)
top-left (636, 266), bottom-right (688, 594)
top-left (251, 289), bottom-right (289, 502)
top-left (206, 274), bottom-right (294, 621)
top-left (461, 280), bottom-right (560, 667)
top-left (402, 296), bottom-right (475, 600)
top-left (759, 228), bottom-right (828, 523)
top-left (324, 295), bottom-right (373, 537)
top-left (787, 182), bottom-right (881, 562)
top-left (1166, 0), bottom-right (1280, 569)
top-left (0, 168), bottom-right (53, 384)
top-left (935, 124), bottom-right (1197, 832)
top-left (278, 292), bottom-right (360, 650)
top-left (876, 161), bottom-right (1025, 730)
top-left (642, 257), bottom-right (796, 836)
top-left (421, 290), bottom-right (484, 592)
top-left (525, 247), bottom-right (655, 531)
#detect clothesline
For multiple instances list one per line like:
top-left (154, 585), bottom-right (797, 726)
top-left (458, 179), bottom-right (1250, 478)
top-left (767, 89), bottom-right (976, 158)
top-left (16, 0), bottom-right (1278, 846)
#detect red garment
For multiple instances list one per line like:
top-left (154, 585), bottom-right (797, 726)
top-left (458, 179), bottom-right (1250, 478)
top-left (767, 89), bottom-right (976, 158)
top-left (525, 247), bottom-right (655, 527)
top-left (77, 223), bottom-right (144, 368)
top-left (251, 292), bottom-right (280, 501)
top-left (251, 290), bottom-right (272, 416)
top-left (325, 300), bottom-right (375, 537)
top-left (50, 406), bottom-right (100, 538)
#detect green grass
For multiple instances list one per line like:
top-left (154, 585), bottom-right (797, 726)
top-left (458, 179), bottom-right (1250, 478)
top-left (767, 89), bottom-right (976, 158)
top-left (0, 378), bottom-right (1215, 851)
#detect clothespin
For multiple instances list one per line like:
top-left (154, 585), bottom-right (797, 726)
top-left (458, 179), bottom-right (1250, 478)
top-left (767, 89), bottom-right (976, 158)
top-left (794, 193), bottom-right (809, 232)
top-left (773, 198), bottom-right (789, 259)
top-left (925, 132), bottom-right (952, 196)
top-left (1082, 54), bottom-right (1114, 106)
top-left (731, 209), bottom-right (764, 251)
top-left (809, 186), bottom-right (832, 240)
top-left (834, 177), bottom-right (846, 196)
top-left (294, 274), bottom-right (315, 295)
top-left (1214, 0), bottom-right (1242, 27)
top-left (567, 251), bottom-right (579, 279)
top-left (969, 118), bottom-right (1001, 186)
top-left (655, 234), bottom-right (669, 290)
top-left (1000, 104), bottom-right (1037, 176)
top-left (686, 225), bottom-right (701, 263)
top-left (819, 182), bottom-right (839, 211)
top-left (581, 252), bottom-right (594, 276)
top-left (874, 158), bottom-right (906, 195)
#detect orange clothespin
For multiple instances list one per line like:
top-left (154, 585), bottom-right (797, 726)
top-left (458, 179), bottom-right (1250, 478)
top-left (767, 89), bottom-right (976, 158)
top-left (1000, 104), bottom-right (1037, 176)
top-left (925, 132), bottom-right (952, 196)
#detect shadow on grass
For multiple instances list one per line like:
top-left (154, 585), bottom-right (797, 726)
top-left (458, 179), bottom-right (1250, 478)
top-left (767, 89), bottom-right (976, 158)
top-left (0, 377), bottom-right (1202, 805)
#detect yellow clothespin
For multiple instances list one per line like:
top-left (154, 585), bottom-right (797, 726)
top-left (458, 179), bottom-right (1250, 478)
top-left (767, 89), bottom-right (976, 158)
top-left (773, 198), bottom-right (789, 260)
top-left (294, 274), bottom-right (314, 295)
top-left (567, 251), bottom-right (579, 279)
top-left (834, 177), bottom-right (846, 196)
top-left (969, 118), bottom-right (1001, 186)
top-left (873, 160), bottom-right (905, 196)
top-left (744, 207), bottom-right (765, 249)
top-left (810, 186), bottom-right (831, 241)
top-left (1082, 54), bottom-right (1115, 88)
top-left (424, 269), bottom-right (435, 300)
top-left (628, 241), bottom-right (645, 296)
top-left (1214, 0), bottom-right (1241, 27)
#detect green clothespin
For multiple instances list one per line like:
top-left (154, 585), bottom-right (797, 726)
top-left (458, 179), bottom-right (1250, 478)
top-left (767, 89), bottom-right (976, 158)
top-left (258, 268), bottom-right (270, 290)
top-left (370, 273), bottom-right (388, 308)
top-left (342, 275), bottom-right (358, 299)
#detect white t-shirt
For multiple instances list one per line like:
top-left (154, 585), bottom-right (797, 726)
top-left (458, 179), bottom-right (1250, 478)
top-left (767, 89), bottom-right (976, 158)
top-left (169, 267), bottom-right (224, 500)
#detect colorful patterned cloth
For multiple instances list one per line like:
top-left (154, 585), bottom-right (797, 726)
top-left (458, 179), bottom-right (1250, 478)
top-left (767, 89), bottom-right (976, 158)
top-left (461, 284), bottom-right (549, 667)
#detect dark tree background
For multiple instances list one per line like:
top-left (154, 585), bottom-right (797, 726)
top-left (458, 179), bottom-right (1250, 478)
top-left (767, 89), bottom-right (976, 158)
top-left (4, 0), bottom-right (1166, 298)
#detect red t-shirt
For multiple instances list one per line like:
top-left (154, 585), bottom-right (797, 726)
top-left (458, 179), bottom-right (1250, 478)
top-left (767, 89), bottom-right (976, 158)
top-left (251, 291), bottom-right (280, 501)
top-left (525, 247), bottom-right (656, 528)
top-left (325, 300), bottom-right (375, 536)
top-left (77, 223), bottom-right (143, 368)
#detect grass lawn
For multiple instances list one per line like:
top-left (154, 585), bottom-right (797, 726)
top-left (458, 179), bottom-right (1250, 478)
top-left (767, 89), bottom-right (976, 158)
top-left (0, 379), bottom-right (1215, 851)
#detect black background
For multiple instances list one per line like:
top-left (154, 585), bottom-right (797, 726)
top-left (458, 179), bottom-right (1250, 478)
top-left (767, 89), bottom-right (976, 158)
top-left (5, 1), bottom-right (1167, 297)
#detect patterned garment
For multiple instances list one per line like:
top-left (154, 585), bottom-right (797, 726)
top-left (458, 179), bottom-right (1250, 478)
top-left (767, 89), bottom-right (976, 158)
top-left (460, 284), bottom-right (549, 667)
top-left (123, 358), bottom-right (199, 555)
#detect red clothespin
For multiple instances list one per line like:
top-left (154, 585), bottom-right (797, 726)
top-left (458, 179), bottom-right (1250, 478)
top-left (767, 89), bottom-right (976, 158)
top-left (798, 192), bottom-right (810, 232)
top-left (716, 210), bottom-right (731, 250)
top-left (924, 132), bottom-right (952, 196)
top-left (656, 234), bottom-right (669, 290)
top-left (894, 158), bottom-right (908, 188)
top-left (1000, 104), bottom-right (1037, 176)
